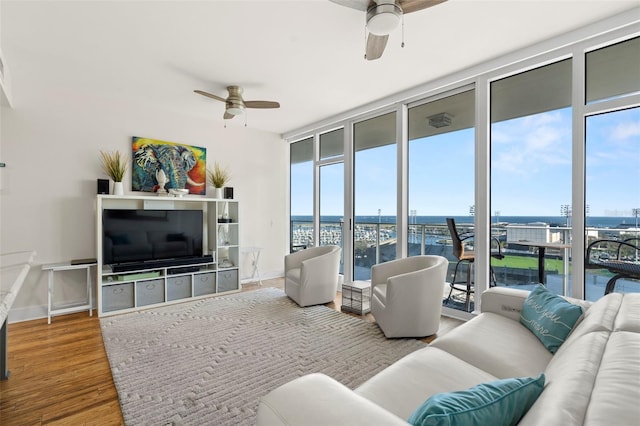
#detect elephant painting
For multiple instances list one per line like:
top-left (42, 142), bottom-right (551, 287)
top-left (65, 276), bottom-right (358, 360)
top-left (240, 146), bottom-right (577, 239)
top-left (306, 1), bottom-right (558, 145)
top-left (132, 137), bottom-right (207, 195)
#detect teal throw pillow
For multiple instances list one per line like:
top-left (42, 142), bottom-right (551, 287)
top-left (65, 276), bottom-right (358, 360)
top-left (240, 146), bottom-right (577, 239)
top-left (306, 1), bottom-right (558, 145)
top-left (408, 374), bottom-right (545, 426)
top-left (520, 284), bottom-right (583, 353)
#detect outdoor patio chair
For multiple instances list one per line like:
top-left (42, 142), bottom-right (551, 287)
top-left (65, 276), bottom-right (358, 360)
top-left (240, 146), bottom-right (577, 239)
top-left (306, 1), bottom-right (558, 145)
top-left (585, 237), bottom-right (640, 295)
top-left (444, 218), bottom-right (504, 311)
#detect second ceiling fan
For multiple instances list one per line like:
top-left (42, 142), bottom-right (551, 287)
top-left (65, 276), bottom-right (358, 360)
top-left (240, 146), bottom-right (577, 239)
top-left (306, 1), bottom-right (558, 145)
top-left (194, 86), bottom-right (280, 120)
top-left (330, 0), bottom-right (447, 60)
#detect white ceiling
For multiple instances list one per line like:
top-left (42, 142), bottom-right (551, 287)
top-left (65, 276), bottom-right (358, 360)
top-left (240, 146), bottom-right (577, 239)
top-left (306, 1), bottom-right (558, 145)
top-left (1, 0), bottom-right (638, 135)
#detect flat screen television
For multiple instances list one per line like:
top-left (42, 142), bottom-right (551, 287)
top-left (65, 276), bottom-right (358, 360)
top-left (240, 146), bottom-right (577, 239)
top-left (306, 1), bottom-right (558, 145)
top-left (102, 209), bottom-right (205, 269)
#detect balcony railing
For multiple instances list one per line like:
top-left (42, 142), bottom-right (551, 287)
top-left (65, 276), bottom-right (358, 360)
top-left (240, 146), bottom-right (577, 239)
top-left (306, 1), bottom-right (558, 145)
top-left (291, 220), bottom-right (639, 299)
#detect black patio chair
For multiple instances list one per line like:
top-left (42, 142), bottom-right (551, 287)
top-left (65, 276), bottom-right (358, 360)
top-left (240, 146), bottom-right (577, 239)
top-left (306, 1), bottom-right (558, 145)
top-left (444, 218), bottom-right (505, 311)
top-left (586, 237), bottom-right (640, 295)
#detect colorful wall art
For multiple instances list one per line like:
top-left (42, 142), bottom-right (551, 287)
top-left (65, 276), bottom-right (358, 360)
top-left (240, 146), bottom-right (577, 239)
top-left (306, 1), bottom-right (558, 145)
top-left (132, 137), bottom-right (207, 195)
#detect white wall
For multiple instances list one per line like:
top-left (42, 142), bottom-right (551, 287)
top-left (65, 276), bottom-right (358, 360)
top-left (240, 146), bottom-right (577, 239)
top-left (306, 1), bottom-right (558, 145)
top-left (0, 62), bottom-right (287, 322)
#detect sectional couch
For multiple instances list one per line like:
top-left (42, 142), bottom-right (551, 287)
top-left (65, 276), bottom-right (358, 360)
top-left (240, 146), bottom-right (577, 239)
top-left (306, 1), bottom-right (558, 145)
top-left (256, 286), bottom-right (640, 425)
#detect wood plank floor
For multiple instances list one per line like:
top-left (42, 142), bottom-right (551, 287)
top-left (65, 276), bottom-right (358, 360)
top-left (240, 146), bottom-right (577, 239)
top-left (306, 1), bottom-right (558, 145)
top-left (0, 278), bottom-right (463, 425)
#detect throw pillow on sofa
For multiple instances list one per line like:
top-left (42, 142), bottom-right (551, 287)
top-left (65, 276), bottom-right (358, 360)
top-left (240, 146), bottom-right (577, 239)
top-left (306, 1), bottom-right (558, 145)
top-left (520, 284), bottom-right (583, 353)
top-left (408, 373), bottom-right (545, 426)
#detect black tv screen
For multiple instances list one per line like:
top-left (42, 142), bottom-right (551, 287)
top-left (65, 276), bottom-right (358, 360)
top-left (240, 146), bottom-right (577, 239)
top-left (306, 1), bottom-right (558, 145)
top-left (102, 209), bottom-right (203, 266)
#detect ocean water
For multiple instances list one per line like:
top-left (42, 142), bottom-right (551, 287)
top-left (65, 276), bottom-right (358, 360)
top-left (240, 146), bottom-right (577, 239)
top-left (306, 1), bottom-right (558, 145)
top-left (292, 215), bottom-right (637, 229)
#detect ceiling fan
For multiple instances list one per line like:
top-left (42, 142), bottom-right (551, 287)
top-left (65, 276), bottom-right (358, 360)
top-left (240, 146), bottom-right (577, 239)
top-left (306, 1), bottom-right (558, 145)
top-left (194, 86), bottom-right (280, 120)
top-left (329, 0), bottom-right (447, 60)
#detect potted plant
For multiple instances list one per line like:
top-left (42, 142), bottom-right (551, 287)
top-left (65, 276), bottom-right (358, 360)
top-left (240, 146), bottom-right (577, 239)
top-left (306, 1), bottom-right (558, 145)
top-left (99, 150), bottom-right (128, 195)
top-left (207, 161), bottom-right (231, 198)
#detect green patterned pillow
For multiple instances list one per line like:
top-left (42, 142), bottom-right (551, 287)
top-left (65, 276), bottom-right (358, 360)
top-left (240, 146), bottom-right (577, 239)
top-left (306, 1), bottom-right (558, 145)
top-left (520, 284), bottom-right (583, 353)
top-left (408, 374), bottom-right (545, 426)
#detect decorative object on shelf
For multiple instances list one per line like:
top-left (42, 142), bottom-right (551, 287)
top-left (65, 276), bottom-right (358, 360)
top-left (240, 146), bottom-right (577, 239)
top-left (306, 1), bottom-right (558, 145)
top-left (155, 169), bottom-right (168, 195)
top-left (113, 182), bottom-right (124, 196)
top-left (132, 136), bottom-right (207, 195)
top-left (220, 258), bottom-right (234, 268)
top-left (224, 186), bottom-right (234, 199)
top-left (218, 224), bottom-right (230, 245)
top-left (99, 150), bottom-right (128, 195)
top-left (207, 161), bottom-right (231, 198)
top-left (97, 178), bottom-right (109, 194)
top-left (168, 188), bottom-right (189, 197)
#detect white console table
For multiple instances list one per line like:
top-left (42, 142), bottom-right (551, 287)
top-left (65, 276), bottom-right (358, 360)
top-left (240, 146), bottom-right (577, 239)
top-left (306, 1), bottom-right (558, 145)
top-left (42, 261), bottom-right (96, 324)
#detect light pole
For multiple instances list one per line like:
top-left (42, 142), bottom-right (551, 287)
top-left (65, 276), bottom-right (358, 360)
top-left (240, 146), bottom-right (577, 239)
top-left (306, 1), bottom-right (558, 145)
top-left (634, 208), bottom-right (640, 262)
top-left (561, 204), bottom-right (571, 228)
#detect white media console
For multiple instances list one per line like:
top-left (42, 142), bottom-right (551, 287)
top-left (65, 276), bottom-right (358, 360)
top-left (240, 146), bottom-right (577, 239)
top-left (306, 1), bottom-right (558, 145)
top-left (96, 194), bottom-right (240, 316)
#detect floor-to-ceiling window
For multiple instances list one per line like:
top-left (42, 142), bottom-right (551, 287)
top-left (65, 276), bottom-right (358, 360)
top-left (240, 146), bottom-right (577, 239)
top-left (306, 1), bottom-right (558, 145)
top-left (287, 19), bottom-right (639, 307)
top-left (319, 128), bottom-right (345, 274)
top-left (584, 36), bottom-right (640, 300)
top-left (490, 59), bottom-right (573, 296)
top-left (353, 112), bottom-right (397, 280)
top-left (290, 137), bottom-right (314, 251)
top-left (407, 88), bottom-right (475, 311)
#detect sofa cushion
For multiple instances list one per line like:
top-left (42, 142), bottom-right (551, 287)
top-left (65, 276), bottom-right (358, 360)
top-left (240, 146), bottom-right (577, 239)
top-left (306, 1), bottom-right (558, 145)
top-left (355, 347), bottom-right (498, 420)
top-left (520, 284), bottom-right (583, 353)
top-left (408, 373), bottom-right (545, 426)
top-left (520, 293), bottom-right (640, 425)
top-left (431, 312), bottom-right (553, 379)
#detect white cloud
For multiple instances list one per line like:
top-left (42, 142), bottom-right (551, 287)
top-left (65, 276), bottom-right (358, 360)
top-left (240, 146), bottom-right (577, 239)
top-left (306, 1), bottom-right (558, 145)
top-left (612, 121), bottom-right (640, 140)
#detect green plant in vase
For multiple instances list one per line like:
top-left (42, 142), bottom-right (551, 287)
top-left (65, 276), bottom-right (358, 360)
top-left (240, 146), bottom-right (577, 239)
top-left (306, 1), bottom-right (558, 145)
top-left (207, 161), bottom-right (231, 198)
top-left (99, 150), bottom-right (128, 195)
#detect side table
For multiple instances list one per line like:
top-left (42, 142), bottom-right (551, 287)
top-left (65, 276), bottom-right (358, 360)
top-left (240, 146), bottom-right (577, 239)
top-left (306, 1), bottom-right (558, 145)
top-left (242, 247), bottom-right (263, 285)
top-left (341, 280), bottom-right (371, 315)
top-left (42, 260), bottom-right (96, 324)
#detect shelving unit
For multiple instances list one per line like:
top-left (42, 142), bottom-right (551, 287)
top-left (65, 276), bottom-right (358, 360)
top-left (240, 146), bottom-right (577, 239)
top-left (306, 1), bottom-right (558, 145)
top-left (96, 195), bottom-right (240, 316)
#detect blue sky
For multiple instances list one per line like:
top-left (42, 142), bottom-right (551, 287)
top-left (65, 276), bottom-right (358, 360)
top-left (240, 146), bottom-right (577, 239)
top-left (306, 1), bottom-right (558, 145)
top-left (291, 106), bottom-right (640, 217)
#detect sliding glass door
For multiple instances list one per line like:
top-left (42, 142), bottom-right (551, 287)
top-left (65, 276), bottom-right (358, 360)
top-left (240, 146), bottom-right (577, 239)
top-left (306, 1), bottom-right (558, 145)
top-left (319, 129), bottom-right (345, 274)
top-left (353, 112), bottom-right (397, 280)
top-left (407, 89), bottom-right (475, 312)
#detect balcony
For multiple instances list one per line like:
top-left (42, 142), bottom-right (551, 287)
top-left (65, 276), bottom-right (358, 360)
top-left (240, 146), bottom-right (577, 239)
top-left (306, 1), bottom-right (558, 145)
top-left (291, 219), bottom-right (640, 302)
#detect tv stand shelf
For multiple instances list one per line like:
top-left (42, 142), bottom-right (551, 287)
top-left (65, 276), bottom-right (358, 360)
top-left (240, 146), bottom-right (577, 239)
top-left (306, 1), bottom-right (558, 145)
top-left (96, 195), bottom-right (240, 316)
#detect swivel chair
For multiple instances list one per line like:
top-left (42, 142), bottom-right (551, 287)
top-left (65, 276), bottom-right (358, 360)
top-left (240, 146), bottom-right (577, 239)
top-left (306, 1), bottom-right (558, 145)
top-left (371, 255), bottom-right (448, 338)
top-left (284, 245), bottom-right (342, 307)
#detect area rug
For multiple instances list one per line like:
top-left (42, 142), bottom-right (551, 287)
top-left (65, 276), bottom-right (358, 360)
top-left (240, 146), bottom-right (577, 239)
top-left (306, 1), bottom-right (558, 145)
top-left (100, 287), bottom-right (426, 425)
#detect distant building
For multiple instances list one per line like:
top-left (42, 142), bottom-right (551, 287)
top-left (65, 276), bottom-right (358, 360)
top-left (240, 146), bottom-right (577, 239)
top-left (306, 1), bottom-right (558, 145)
top-left (506, 222), bottom-right (562, 244)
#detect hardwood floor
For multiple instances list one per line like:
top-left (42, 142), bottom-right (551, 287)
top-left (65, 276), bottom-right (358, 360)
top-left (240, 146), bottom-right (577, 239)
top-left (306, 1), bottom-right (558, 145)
top-left (0, 278), bottom-right (462, 425)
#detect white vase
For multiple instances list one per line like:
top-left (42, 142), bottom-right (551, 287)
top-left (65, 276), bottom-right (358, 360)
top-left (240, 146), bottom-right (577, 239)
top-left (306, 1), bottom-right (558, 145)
top-left (113, 181), bottom-right (124, 195)
top-left (214, 187), bottom-right (223, 199)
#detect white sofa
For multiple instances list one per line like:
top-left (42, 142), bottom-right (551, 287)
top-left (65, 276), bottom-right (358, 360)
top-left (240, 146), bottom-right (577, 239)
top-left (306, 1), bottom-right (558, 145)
top-left (257, 287), bottom-right (640, 425)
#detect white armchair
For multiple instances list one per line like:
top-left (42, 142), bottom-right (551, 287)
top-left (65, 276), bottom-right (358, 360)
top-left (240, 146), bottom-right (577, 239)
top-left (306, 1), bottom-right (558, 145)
top-left (371, 255), bottom-right (448, 338)
top-left (284, 245), bottom-right (342, 307)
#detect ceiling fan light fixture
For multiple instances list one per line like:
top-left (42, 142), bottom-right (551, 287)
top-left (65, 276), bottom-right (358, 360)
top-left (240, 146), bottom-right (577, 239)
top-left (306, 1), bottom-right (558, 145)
top-left (226, 100), bottom-right (245, 116)
top-left (366, 2), bottom-right (402, 35)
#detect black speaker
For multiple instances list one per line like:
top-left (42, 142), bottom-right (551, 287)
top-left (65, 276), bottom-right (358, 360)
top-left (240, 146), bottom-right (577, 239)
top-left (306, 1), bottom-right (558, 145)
top-left (97, 179), bottom-right (109, 194)
top-left (224, 187), bottom-right (234, 199)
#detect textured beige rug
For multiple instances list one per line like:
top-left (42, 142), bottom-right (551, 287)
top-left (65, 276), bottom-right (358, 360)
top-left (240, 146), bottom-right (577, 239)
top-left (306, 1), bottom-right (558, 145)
top-left (100, 287), bottom-right (425, 425)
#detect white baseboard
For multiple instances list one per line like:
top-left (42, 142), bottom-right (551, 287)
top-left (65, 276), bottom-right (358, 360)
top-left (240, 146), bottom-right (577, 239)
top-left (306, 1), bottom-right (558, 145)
top-left (7, 305), bottom-right (47, 324)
